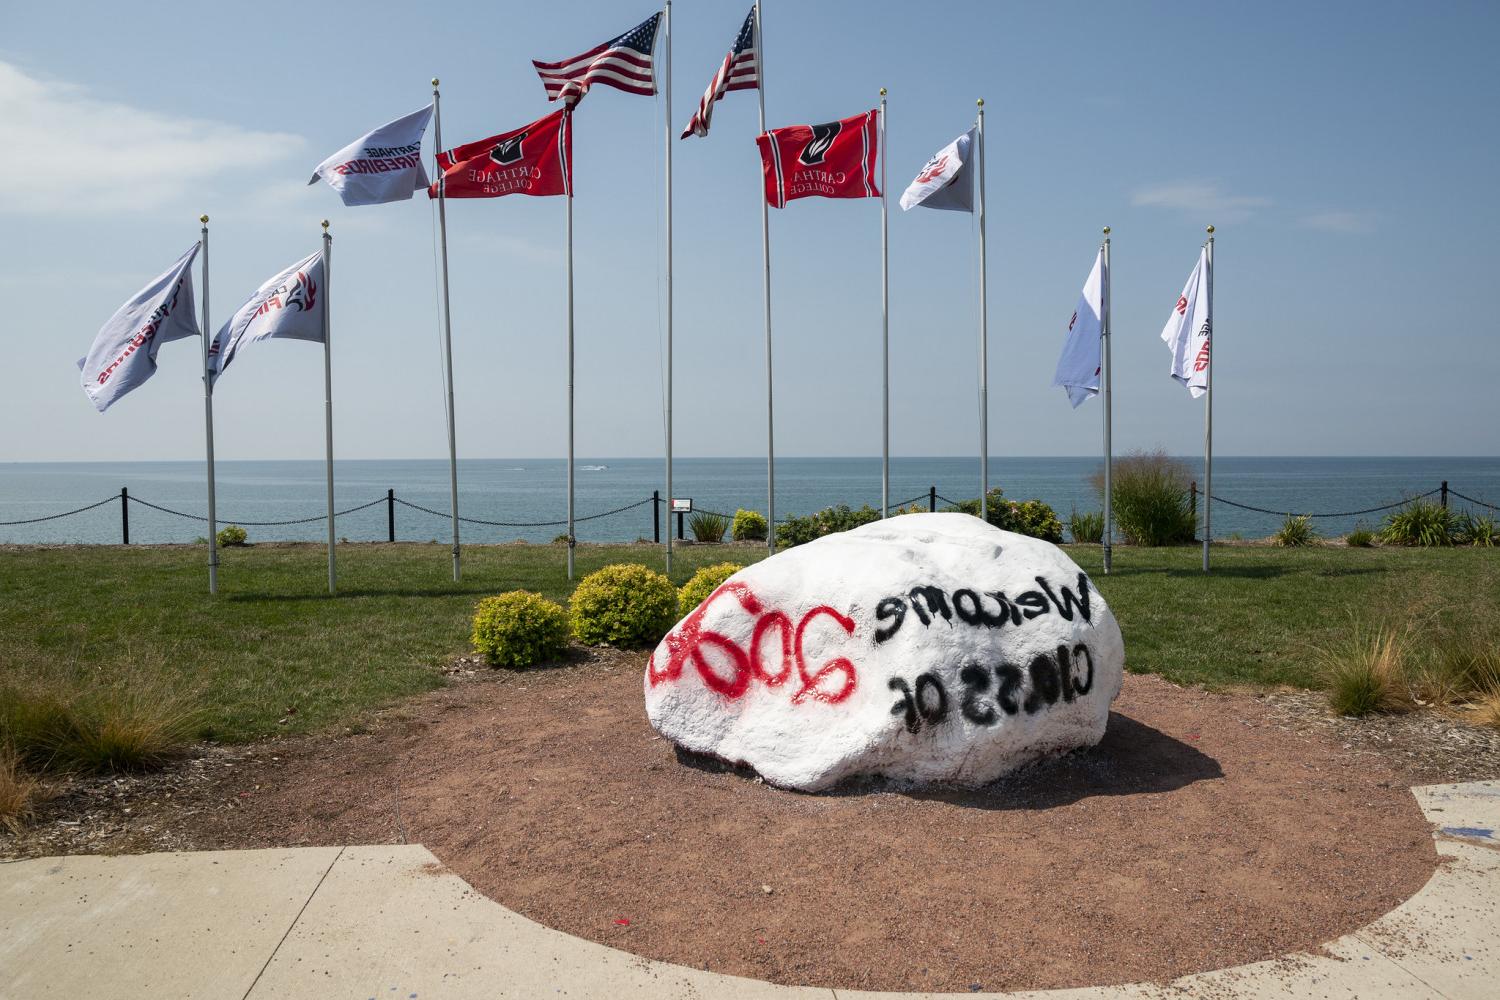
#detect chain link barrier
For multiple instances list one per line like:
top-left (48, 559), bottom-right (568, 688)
top-left (0, 495), bottom-right (119, 526)
top-left (1448, 490), bottom-right (1499, 513)
top-left (1205, 487), bottom-right (1443, 519)
top-left (392, 496), bottom-right (650, 528)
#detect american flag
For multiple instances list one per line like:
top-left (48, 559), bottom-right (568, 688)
top-left (533, 11), bottom-right (661, 105)
top-left (680, 6), bottom-right (759, 139)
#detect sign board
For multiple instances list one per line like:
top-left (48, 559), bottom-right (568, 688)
top-left (670, 498), bottom-right (693, 514)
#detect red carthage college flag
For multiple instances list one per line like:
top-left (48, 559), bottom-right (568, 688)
top-left (429, 109), bottom-right (572, 199)
top-left (756, 109), bottom-right (880, 209)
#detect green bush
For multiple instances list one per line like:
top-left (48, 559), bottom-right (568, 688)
top-left (1345, 523), bottom-right (1375, 547)
top-left (1275, 515), bottom-right (1318, 547)
top-left (678, 562), bottom-right (745, 613)
top-left (689, 511), bottom-right (728, 543)
top-left (471, 591), bottom-right (571, 668)
top-left (1380, 499), bottom-right (1454, 547)
top-left (945, 488), bottom-right (1064, 543)
top-left (732, 509), bottom-right (768, 542)
top-left (551, 532), bottom-right (570, 544)
top-left (775, 504), bottom-right (881, 548)
top-left (1090, 449), bottom-right (1196, 546)
top-left (1069, 509), bottom-right (1104, 544)
top-left (569, 563), bottom-right (678, 646)
top-left (216, 524), bottom-right (248, 547)
top-left (1456, 510), bottom-right (1496, 548)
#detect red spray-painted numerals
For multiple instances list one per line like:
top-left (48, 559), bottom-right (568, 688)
top-left (647, 582), bottom-right (858, 705)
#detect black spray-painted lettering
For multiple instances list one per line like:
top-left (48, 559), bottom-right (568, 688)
top-left (890, 644), bottom-right (1098, 735)
top-left (873, 573), bottom-right (1094, 644)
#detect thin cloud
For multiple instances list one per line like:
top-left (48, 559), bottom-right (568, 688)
top-left (1300, 210), bottom-right (1377, 234)
top-left (0, 60), bottom-right (304, 215)
top-left (1131, 181), bottom-right (1272, 224)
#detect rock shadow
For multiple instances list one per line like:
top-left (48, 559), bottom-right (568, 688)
top-left (675, 711), bottom-right (1222, 809)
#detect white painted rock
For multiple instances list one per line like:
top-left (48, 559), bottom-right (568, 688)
top-left (644, 512), bottom-right (1124, 792)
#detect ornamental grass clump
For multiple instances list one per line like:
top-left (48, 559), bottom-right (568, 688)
top-left (471, 591), bottom-right (571, 669)
top-left (731, 509), bottom-right (768, 542)
top-left (1320, 624), bottom-right (1413, 717)
top-left (1090, 449), bottom-right (1196, 546)
top-left (0, 675), bottom-right (201, 774)
top-left (689, 512), bottom-right (729, 543)
top-left (1069, 509), bottom-right (1104, 545)
top-left (0, 748), bottom-right (37, 833)
top-left (1274, 515), bottom-right (1318, 547)
top-left (678, 562), bottom-right (745, 613)
top-left (569, 563), bottom-right (678, 647)
top-left (1456, 510), bottom-right (1496, 548)
top-left (1345, 524), bottom-right (1375, 547)
top-left (1380, 498), bottom-right (1454, 547)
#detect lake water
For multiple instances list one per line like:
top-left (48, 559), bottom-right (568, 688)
top-left (2, 456), bottom-right (1496, 545)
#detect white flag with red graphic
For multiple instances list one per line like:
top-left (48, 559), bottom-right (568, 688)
top-left (899, 127), bottom-right (974, 213)
top-left (78, 244), bottom-right (201, 413)
top-left (1053, 249), bottom-right (1104, 408)
top-left (1160, 248), bottom-right (1211, 398)
top-left (208, 250), bottom-right (325, 384)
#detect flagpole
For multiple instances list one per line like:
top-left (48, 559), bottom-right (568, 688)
top-left (664, 0), bottom-right (674, 575)
top-left (199, 214), bottom-right (218, 596)
top-left (1203, 224), bottom-right (1215, 573)
top-left (432, 78), bottom-right (461, 582)
top-left (976, 99), bottom-right (989, 522)
top-left (566, 141), bottom-right (576, 581)
top-left (879, 88), bottom-right (889, 518)
top-left (321, 220), bottom-right (336, 594)
top-left (1101, 226), bottom-right (1113, 574)
top-left (757, 0), bottom-right (775, 554)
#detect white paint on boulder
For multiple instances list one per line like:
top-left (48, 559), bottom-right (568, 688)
top-left (644, 513), bottom-right (1124, 792)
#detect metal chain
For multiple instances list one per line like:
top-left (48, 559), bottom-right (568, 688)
top-left (1449, 490), bottom-right (1499, 513)
top-left (393, 496), bottom-right (651, 528)
top-left (126, 495), bottom-right (386, 526)
top-left (1206, 488), bottom-right (1442, 519)
top-left (0, 495), bottom-right (120, 526)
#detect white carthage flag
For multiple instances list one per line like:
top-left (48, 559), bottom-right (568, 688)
top-left (899, 127), bottom-right (974, 212)
top-left (78, 244), bottom-right (201, 413)
top-left (1053, 249), bottom-right (1105, 408)
top-left (308, 105), bottom-right (433, 206)
top-left (1160, 248), bottom-right (1211, 398)
top-left (208, 251), bottom-right (326, 384)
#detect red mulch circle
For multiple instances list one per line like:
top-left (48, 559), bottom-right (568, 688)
top-left (189, 654), bottom-right (1436, 994)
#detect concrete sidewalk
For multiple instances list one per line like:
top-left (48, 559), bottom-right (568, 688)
top-left (1, 781), bottom-right (1496, 1000)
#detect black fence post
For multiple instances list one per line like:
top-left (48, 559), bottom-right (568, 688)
top-left (1441, 480), bottom-right (1448, 510)
top-left (120, 487), bottom-right (129, 545)
top-left (929, 486), bottom-right (937, 512)
top-left (652, 490), bottom-right (661, 543)
top-left (387, 489), bottom-right (396, 542)
top-left (677, 510), bottom-right (685, 541)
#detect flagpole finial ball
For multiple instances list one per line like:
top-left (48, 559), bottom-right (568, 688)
top-left (1103, 226), bottom-right (1111, 235)
top-left (199, 214), bottom-right (208, 224)
top-left (977, 98), bottom-right (984, 107)
top-left (431, 77), bottom-right (439, 87)
top-left (1206, 224), bottom-right (1215, 234)
top-left (321, 219), bottom-right (330, 231)
top-left (880, 87), bottom-right (887, 96)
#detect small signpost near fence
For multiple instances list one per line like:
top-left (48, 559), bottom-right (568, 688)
top-left (671, 498), bottom-right (692, 541)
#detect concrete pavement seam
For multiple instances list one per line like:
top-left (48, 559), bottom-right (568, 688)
top-left (238, 845), bottom-right (345, 1000)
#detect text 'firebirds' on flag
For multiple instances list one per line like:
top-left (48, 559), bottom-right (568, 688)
top-left (680, 6), bottom-right (759, 139)
top-left (533, 11), bottom-right (661, 106)
top-left (307, 105), bottom-right (434, 207)
top-left (756, 110), bottom-right (881, 209)
top-left (428, 109), bottom-right (572, 200)
top-left (78, 244), bottom-right (201, 413)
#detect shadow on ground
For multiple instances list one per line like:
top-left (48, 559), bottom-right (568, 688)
top-left (676, 710), bottom-right (1222, 809)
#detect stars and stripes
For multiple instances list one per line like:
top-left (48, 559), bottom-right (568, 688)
top-left (533, 11), bottom-right (661, 105)
top-left (679, 6), bottom-right (759, 139)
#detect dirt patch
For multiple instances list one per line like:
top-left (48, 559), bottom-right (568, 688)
top-left (3, 656), bottom-right (1457, 994)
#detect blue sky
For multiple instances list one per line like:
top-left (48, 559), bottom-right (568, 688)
top-left (1, 0), bottom-right (1496, 462)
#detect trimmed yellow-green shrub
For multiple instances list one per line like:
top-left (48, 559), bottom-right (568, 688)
top-left (471, 591), bottom-right (570, 668)
top-left (732, 509), bottom-right (768, 541)
top-left (569, 564), bottom-right (678, 647)
top-left (217, 524), bottom-right (248, 547)
top-left (679, 562), bottom-right (745, 613)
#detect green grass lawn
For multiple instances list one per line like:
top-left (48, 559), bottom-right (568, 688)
top-left (1, 541), bottom-right (1494, 745)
